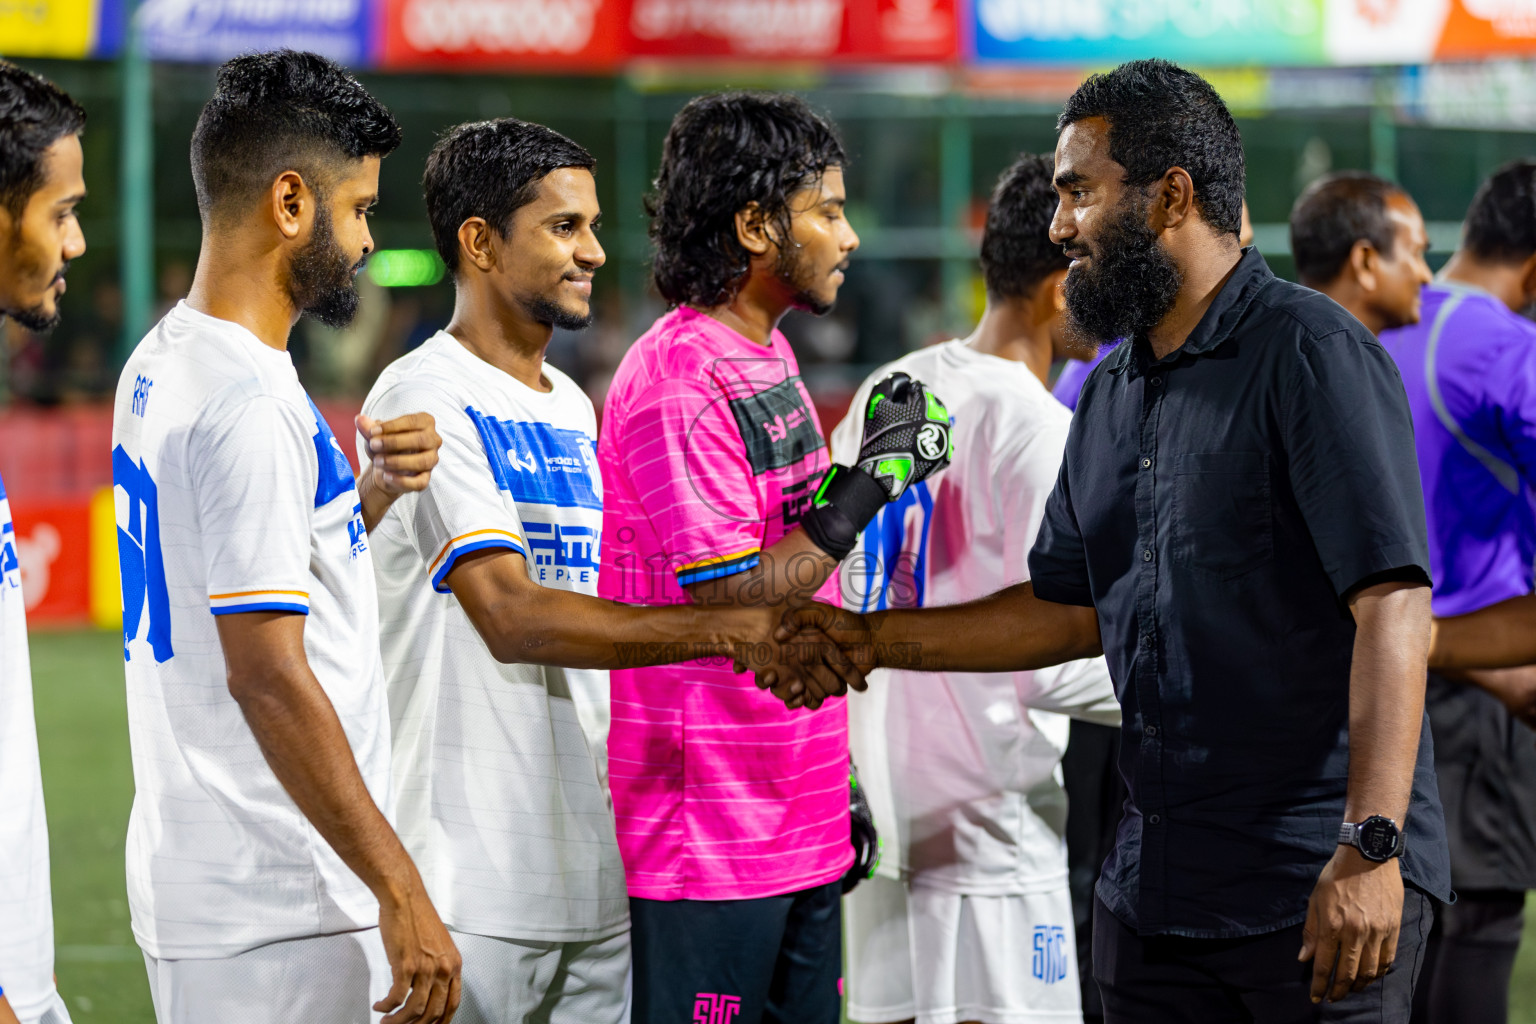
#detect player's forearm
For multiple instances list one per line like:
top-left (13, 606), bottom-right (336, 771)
top-left (1429, 592), bottom-right (1536, 670)
top-left (357, 466), bottom-right (395, 534)
top-left (472, 586), bottom-right (772, 669)
top-left (227, 657), bottom-right (418, 902)
top-left (1344, 581), bottom-right (1430, 824)
top-left (866, 581), bottom-right (1103, 673)
top-left (683, 530), bottom-right (838, 610)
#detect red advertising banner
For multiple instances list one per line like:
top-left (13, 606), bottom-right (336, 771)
top-left (624, 0), bottom-right (957, 62)
top-left (378, 0), bottom-right (625, 70)
top-left (13, 500), bottom-right (91, 626)
top-left (379, 0), bottom-right (958, 69)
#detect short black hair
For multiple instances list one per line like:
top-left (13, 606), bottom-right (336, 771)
top-left (648, 92), bottom-right (847, 308)
top-left (190, 50), bottom-right (400, 223)
top-left (1464, 159), bottom-right (1536, 265)
top-left (0, 61), bottom-right (86, 220)
top-left (424, 118), bottom-right (596, 273)
top-left (1289, 171), bottom-right (1407, 287)
top-left (979, 153), bottom-right (1068, 301)
top-left (1058, 59), bottom-right (1244, 237)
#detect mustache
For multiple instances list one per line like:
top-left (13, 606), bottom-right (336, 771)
top-left (54, 259), bottom-right (72, 283)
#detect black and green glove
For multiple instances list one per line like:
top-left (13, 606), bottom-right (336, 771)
top-left (803, 372), bottom-right (953, 561)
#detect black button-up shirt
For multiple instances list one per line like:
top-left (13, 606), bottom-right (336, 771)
top-left (1030, 249), bottom-right (1452, 938)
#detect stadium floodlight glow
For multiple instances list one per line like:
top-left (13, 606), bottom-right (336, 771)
top-left (366, 249), bottom-right (446, 288)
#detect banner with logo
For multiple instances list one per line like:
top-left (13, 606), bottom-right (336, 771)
top-left (378, 0), bottom-right (624, 69)
top-left (1326, 0), bottom-right (1536, 64)
top-left (970, 0), bottom-right (1328, 65)
top-left (0, 0), bottom-right (102, 57)
top-left (624, 0), bottom-right (957, 62)
top-left (132, 0), bottom-right (374, 63)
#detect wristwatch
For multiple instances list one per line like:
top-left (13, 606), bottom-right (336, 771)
top-left (1338, 815), bottom-right (1405, 862)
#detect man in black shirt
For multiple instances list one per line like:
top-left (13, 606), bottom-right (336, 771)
top-left (768, 60), bottom-right (1450, 1022)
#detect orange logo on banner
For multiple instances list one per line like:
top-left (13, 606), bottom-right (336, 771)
top-left (1438, 0), bottom-right (1536, 57)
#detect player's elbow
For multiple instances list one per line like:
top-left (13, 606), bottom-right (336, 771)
top-left (224, 652), bottom-right (308, 710)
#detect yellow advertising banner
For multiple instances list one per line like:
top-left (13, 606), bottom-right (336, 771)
top-left (0, 0), bottom-right (97, 58)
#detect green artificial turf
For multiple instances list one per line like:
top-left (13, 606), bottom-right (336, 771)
top-left (26, 627), bottom-right (1536, 1023)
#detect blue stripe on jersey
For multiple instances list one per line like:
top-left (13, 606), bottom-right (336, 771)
top-left (466, 406), bottom-right (601, 511)
top-left (431, 536), bottom-right (528, 593)
top-left (211, 601), bottom-right (310, 615)
top-left (857, 479), bottom-right (934, 613)
top-left (676, 552), bottom-right (761, 587)
top-left (307, 396), bottom-right (356, 509)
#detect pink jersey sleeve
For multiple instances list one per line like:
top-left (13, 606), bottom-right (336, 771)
top-left (625, 377), bottom-right (768, 587)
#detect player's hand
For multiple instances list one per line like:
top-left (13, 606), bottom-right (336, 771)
top-left (358, 412), bottom-right (441, 495)
top-left (1298, 847), bottom-right (1403, 1003)
top-left (374, 875), bottom-right (462, 1024)
top-left (854, 372), bottom-right (953, 500)
top-left (755, 602), bottom-right (875, 710)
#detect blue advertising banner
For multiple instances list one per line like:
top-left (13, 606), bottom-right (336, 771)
top-left (970, 0), bottom-right (1327, 66)
top-left (116, 0), bottom-right (376, 63)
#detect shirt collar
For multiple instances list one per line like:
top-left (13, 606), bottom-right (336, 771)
top-left (1108, 246), bottom-right (1273, 376)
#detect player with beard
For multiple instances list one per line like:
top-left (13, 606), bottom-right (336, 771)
top-left (362, 118), bottom-right (869, 1024)
top-left (771, 60), bottom-right (1450, 1023)
top-left (1289, 173), bottom-right (1432, 336)
top-left (0, 60), bottom-right (86, 1024)
top-left (111, 50), bottom-right (459, 1024)
top-left (597, 92), bottom-right (950, 1024)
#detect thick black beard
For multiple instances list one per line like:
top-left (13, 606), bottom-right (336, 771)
top-left (6, 304), bottom-right (61, 333)
top-left (290, 205), bottom-right (363, 330)
top-left (778, 240), bottom-right (835, 317)
top-left (1062, 193), bottom-right (1183, 350)
top-left (525, 295), bottom-right (593, 332)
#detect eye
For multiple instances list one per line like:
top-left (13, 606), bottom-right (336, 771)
top-left (1072, 190), bottom-right (1088, 201)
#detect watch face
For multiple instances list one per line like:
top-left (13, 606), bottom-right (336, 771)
top-left (1358, 817), bottom-right (1400, 860)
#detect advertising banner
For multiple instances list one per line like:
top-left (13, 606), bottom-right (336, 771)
top-left (12, 499), bottom-right (91, 625)
top-left (134, 0), bottom-right (374, 64)
top-left (624, 0), bottom-right (957, 62)
top-left (970, 0), bottom-right (1327, 65)
top-left (1326, 0), bottom-right (1536, 64)
top-left (0, 0), bottom-right (101, 58)
top-left (378, 0), bottom-right (624, 70)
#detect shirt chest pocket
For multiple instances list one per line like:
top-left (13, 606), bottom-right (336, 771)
top-left (1171, 451), bottom-right (1273, 580)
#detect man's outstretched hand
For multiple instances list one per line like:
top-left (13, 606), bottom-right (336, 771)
top-left (357, 412), bottom-right (442, 532)
top-left (1297, 848), bottom-right (1403, 1004)
top-left (748, 602), bottom-right (881, 710)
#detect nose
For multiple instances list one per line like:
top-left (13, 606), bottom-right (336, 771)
top-left (842, 217), bottom-right (860, 254)
top-left (64, 217), bottom-right (86, 260)
top-left (1048, 200), bottom-right (1073, 246)
top-left (578, 227), bottom-right (606, 270)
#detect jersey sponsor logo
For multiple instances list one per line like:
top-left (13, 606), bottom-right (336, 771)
top-left (0, 520), bottom-right (19, 590)
top-left (131, 374), bottom-right (154, 417)
top-left (114, 445), bottom-right (174, 663)
top-left (466, 406), bottom-right (601, 511)
top-left (523, 520), bottom-right (597, 584)
top-left (348, 502), bottom-right (368, 558)
top-left (693, 993), bottom-right (741, 1024)
top-left (725, 375), bottom-right (825, 475)
top-left (847, 479), bottom-right (932, 612)
top-left (1032, 924), bottom-right (1069, 985)
top-left (307, 396), bottom-right (356, 509)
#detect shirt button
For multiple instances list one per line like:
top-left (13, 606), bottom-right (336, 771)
top-left (1150, 377), bottom-right (1162, 387)
top-left (1141, 458), bottom-right (1152, 469)
top-left (1142, 549), bottom-right (1153, 562)
top-left (1140, 634), bottom-right (1154, 648)
top-left (1149, 814), bottom-right (1162, 825)
top-left (1145, 725), bottom-right (1158, 737)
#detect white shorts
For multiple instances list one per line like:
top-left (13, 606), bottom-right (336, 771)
top-left (142, 928), bottom-right (392, 1024)
top-left (845, 876), bottom-right (1082, 1024)
top-left (451, 927), bottom-right (631, 1024)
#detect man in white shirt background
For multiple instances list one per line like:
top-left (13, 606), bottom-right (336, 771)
top-left (835, 153), bottom-right (1119, 1024)
top-left (0, 59), bottom-right (88, 1024)
top-left (110, 49), bottom-right (457, 1024)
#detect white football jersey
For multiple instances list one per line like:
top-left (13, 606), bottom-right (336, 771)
top-left (112, 302), bottom-right (391, 959)
top-left (0, 475), bottom-right (67, 1022)
top-left (834, 340), bottom-right (1120, 895)
top-left (363, 331), bottom-right (626, 943)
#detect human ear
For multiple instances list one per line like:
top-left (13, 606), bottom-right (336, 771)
top-left (1350, 241), bottom-right (1379, 293)
top-left (456, 217), bottom-right (497, 272)
top-left (270, 171), bottom-right (307, 241)
top-left (733, 202), bottom-right (773, 257)
top-left (1157, 167), bottom-right (1197, 229)
top-left (1518, 252), bottom-right (1536, 307)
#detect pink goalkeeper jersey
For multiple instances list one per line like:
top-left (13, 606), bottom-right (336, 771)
top-left (598, 306), bottom-right (851, 901)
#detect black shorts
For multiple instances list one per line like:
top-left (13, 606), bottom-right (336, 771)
top-left (630, 880), bottom-right (842, 1024)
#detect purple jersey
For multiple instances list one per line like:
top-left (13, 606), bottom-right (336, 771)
top-left (1379, 282), bottom-right (1536, 616)
top-left (1051, 341), bottom-right (1120, 410)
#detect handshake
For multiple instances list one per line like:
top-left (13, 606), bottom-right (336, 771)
top-left (740, 370), bottom-right (950, 711)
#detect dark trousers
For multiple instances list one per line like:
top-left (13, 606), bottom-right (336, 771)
top-left (1411, 889), bottom-right (1525, 1024)
top-left (1093, 887), bottom-right (1433, 1023)
top-left (629, 880), bottom-right (842, 1024)
top-left (1064, 719), bottom-right (1125, 1024)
